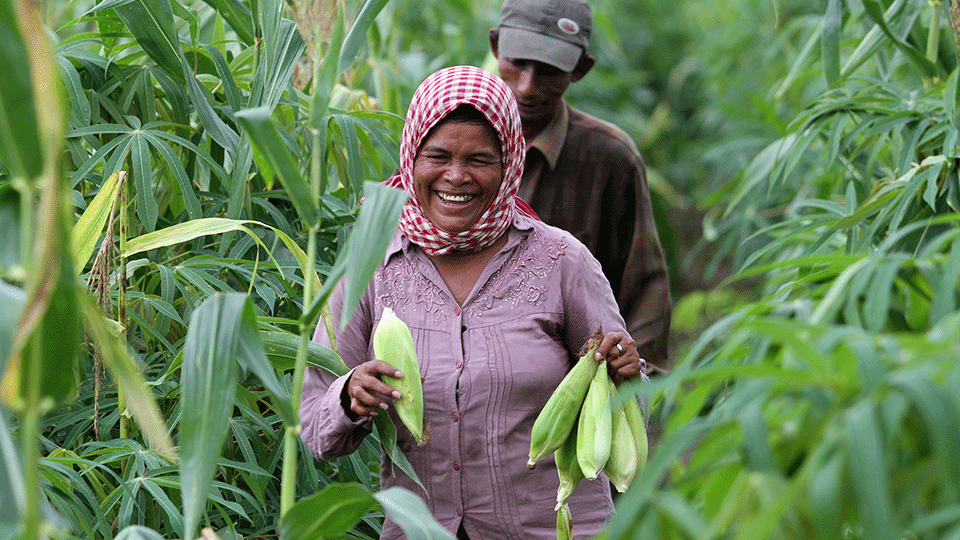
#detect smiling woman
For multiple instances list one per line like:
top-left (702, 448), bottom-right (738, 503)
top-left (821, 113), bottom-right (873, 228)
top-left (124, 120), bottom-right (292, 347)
top-left (299, 65), bottom-right (649, 540)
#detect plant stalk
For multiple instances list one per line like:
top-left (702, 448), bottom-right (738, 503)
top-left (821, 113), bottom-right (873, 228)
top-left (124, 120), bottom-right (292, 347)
top-left (928, 0), bottom-right (943, 62)
top-left (280, 128), bottom-right (322, 516)
top-left (118, 170), bottom-right (129, 439)
top-left (20, 333), bottom-right (42, 540)
top-left (16, 178), bottom-right (33, 278)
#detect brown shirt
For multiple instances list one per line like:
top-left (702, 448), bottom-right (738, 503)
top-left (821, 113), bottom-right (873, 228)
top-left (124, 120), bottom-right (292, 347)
top-left (519, 102), bottom-right (672, 370)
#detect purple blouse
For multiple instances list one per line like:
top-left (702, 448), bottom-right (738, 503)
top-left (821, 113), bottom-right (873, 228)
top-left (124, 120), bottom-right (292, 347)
top-left (299, 215), bottom-right (628, 540)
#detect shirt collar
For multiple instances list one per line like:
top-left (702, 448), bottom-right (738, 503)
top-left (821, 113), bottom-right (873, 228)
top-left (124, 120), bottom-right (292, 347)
top-left (526, 101), bottom-right (568, 170)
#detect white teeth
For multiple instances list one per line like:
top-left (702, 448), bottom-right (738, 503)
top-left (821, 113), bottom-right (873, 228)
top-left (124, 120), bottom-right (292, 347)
top-left (438, 192), bottom-right (473, 203)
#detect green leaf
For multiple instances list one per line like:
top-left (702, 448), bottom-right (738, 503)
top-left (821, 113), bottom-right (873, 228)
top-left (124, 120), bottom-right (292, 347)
top-left (0, 280), bottom-right (24, 376)
top-left (106, 0), bottom-right (185, 81)
top-left (71, 170), bottom-right (124, 273)
top-left (373, 412), bottom-right (425, 494)
top-left (844, 400), bottom-right (897, 540)
top-left (0, 407), bottom-right (24, 525)
top-left (310, 9), bottom-right (344, 124)
top-left (1, 214), bottom-right (80, 413)
top-left (821, 0), bottom-right (842, 87)
top-left (235, 107), bottom-right (318, 225)
top-left (180, 292), bottom-right (244, 540)
top-left (0, 0), bottom-right (43, 180)
top-left (374, 487), bottom-right (457, 540)
top-left (234, 299), bottom-right (296, 426)
top-left (131, 131), bottom-right (158, 231)
top-left (809, 453), bottom-right (844, 540)
top-left (199, 0), bottom-right (254, 45)
top-left (861, 0), bottom-right (938, 79)
top-left (339, 0), bottom-right (391, 75)
top-left (124, 216), bottom-right (321, 298)
top-left (280, 483), bottom-right (378, 540)
top-left (948, 67), bottom-right (960, 128)
top-left (79, 293), bottom-right (177, 461)
top-left (340, 182), bottom-right (407, 329)
top-left (106, 0), bottom-right (240, 155)
top-left (261, 330), bottom-right (348, 376)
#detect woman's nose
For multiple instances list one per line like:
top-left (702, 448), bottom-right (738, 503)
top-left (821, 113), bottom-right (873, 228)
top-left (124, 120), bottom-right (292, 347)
top-left (442, 161), bottom-right (466, 183)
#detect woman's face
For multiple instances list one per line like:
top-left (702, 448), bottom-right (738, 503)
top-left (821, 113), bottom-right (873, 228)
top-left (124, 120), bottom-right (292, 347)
top-left (412, 119), bottom-right (503, 235)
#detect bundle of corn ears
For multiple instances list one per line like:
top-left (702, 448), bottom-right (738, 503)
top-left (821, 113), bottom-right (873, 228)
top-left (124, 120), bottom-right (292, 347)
top-left (373, 307), bottom-right (429, 446)
top-left (527, 330), bottom-right (648, 534)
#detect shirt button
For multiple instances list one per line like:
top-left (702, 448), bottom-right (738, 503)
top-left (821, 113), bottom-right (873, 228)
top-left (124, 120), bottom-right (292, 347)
top-left (456, 509), bottom-right (463, 517)
top-left (452, 413), bottom-right (459, 422)
top-left (461, 325), bottom-right (467, 333)
top-left (454, 306), bottom-right (461, 316)
top-left (453, 462), bottom-right (460, 471)
top-left (456, 360), bottom-right (463, 369)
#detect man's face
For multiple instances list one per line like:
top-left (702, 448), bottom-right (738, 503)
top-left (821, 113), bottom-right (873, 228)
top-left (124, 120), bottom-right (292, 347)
top-left (495, 56), bottom-right (574, 127)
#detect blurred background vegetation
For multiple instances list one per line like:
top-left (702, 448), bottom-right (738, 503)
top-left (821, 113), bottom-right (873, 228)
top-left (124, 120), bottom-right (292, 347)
top-left (4, 0), bottom-right (960, 538)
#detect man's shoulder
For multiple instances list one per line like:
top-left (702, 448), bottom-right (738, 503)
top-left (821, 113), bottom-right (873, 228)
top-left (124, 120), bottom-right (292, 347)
top-left (565, 104), bottom-right (640, 158)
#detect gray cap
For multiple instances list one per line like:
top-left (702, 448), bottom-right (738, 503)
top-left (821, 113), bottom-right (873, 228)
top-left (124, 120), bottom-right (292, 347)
top-left (496, 0), bottom-right (592, 73)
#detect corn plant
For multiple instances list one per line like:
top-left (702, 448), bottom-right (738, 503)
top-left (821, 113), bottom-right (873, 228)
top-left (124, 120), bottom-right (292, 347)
top-left (604, 1), bottom-right (960, 539)
top-left (0, 0), bottom-right (455, 537)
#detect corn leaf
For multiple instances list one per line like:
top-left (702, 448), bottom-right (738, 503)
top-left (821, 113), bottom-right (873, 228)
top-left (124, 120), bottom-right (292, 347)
top-left (179, 292), bottom-right (244, 540)
top-left (339, 182), bottom-right (407, 330)
top-left (199, 0), bottom-right (254, 45)
top-left (235, 107), bottom-right (318, 226)
top-left (861, 0), bottom-right (938, 79)
top-left (234, 298), bottom-right (296, 426)
top-left (71, 170), bottom-right (124, 273)
top-left (261, 330), bottom-right (348, 376)
top-left (0, 280), bottom-right (24, 376)
top-left (374, 487), bottom-right (457, 540)
top-left (845, 400), bottom-right (897, 540)
top-left (280, 483), bottom-right (378, 540)
top-left (79, 293), bottom-right (176, 461)
top-left (821, 0), bottom-right (842, 87)
top-left (0, 0), bottom-right (43, 180)
top-left (338, 0), bottom-right (391, 75)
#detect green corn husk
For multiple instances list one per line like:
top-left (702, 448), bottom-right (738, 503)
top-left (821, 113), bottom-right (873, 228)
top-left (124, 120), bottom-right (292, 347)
top-left (622, 389), bottom-right (648, 471)
top-left (576, 364), bottom-right (612, 479)
top-left (373, 307), bottom-right (427, 445)
top-left (603, 383), bottom-right (638, 492)
top-left (527, 336), bottom-right (602, 468)
top-left (554, 418), bottom-right (584, 510)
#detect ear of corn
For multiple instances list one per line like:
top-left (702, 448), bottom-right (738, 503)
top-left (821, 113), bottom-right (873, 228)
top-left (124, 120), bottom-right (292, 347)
top-left (373, 307), bottom-right (427, 446)
top-left (554, 418), bottom-right (584, 510)
top-left (527, 339), bottom-right (601, 468)
top-left (576, 363), bottom-right (612, 479)
top-left (556, 503), bottom-right (573, 540)
top-left (621, 389), bottom-right (648, 471)
top-left (603, 384), bottom-right (638, 492)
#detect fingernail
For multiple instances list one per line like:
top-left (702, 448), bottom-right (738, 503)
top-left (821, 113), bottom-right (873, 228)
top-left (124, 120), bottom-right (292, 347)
top-left (380, 402), bottom-right (389, 410)
top-left (594, 352), bottom-right (602, 360)
top-left (392, 391), bottom-right (401, 399)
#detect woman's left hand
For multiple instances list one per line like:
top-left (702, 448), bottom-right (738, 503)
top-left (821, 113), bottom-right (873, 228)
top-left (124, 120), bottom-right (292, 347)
top-left (594, 332), bottom-right (646, 386)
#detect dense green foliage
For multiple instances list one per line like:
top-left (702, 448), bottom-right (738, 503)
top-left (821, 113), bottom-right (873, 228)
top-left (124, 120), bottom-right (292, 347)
top-left (3, 0), bottom-right (960, 538)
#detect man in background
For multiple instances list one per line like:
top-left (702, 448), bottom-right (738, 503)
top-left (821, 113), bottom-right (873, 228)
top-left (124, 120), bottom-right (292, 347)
top-left (489, 0), bottom-right (673, 372)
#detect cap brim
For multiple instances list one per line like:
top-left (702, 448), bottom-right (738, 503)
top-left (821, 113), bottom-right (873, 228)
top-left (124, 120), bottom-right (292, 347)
top-left (497, 27), bottom-right (581, 72)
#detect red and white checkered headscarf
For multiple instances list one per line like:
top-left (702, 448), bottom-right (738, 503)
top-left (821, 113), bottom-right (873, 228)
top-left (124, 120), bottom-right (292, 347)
top-left (383, 65), bottom-right (527, 255)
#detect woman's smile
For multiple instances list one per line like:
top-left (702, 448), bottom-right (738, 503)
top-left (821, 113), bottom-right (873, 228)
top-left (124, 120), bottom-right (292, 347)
top-left (436, 191), bottom-right (476, 204)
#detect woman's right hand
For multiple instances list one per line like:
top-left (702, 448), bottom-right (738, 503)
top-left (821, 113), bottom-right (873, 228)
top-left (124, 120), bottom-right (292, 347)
top-left (342, 360), bottom-right (403, 420)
